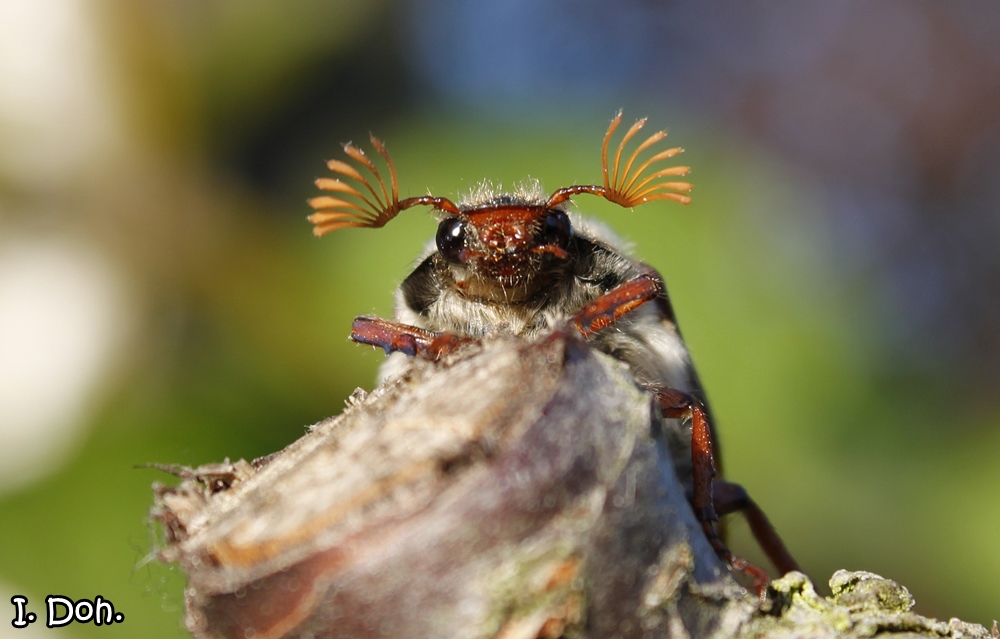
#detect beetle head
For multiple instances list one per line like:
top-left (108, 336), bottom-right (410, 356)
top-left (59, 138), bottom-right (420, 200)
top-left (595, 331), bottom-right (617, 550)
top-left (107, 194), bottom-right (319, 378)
top-left (308, 111), bottom-right (692, 281)
top-left (433, 191), bottom-right (573, 287)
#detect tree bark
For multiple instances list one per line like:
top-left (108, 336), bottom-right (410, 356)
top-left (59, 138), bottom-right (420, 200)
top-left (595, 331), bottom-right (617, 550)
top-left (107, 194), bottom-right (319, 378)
top-left (151, 333), bottom-right (994, 639)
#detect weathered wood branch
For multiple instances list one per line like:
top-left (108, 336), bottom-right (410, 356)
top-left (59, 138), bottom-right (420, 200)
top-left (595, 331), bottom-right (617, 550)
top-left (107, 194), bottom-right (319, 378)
top-left (151, 333), bottom-right (994, 639)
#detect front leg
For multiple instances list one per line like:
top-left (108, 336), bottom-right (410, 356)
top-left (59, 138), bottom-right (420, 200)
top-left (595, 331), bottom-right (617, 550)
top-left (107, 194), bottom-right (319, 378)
top-left (571, 272), bottom-right (663, 337)
top-left (351, 316), bottom-right (475, 360)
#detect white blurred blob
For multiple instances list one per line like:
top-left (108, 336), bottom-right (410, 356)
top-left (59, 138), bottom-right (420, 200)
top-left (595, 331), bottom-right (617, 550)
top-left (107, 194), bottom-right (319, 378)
top-left (0, 238), bottom-right (129, 494)
top-left (0, 0), bottom-right (120, 187)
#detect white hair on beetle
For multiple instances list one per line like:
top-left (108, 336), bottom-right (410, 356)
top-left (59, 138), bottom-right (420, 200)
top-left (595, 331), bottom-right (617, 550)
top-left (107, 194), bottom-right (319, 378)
top-left (458, 179), bottom-right (548, 209)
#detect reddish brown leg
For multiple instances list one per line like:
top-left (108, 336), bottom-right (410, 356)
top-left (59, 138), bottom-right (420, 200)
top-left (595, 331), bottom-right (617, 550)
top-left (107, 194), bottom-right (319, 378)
top-left (571, 272), bottom-right (663, 337)
top-left (351, 316), bottom-right (475, 360)
top-left (713, 480), bottom-right (800, 576)
top-left (655, 388), bottom-right (771, 596)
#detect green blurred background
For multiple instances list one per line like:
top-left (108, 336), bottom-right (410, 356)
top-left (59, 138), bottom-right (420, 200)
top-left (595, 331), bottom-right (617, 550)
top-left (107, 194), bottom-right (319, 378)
top-left (0, 1), bottom-right (998, 637)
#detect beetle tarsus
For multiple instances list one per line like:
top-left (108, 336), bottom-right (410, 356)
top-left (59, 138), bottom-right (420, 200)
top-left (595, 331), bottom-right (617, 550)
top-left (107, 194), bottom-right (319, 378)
top-left (351, 316), bottom-right (475, 361)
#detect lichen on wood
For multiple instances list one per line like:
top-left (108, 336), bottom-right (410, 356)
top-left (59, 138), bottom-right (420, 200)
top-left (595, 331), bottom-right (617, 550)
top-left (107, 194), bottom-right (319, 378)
top-left (740, 571), bottom-right (994, 639)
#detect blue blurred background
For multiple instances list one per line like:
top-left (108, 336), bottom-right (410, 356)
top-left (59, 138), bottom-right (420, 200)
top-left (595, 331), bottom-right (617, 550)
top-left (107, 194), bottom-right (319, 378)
top-left (0, 1), bottom-right (997, 636)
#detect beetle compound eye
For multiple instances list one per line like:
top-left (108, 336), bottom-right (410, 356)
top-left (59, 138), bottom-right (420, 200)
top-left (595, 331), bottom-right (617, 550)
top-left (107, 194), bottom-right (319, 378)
top-left (436, 217), bottom-right (467, 262)
top-left (542, 210), bottom-right (572, 248)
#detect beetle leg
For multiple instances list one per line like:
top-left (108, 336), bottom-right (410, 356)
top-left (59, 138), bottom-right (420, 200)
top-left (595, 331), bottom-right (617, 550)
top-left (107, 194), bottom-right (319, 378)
top-left (351, 316), bottom-right (434, 356)
top-left (570, 264), bottom-right (686, 340)
top-left (713, 480), bottom-right (801, 576)
top-left (654, 387), bottom-right (772, 595)
top-left (351, 316), bottom-right (476, 360)
top-left (571, 272), bottom-right (663, 337)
